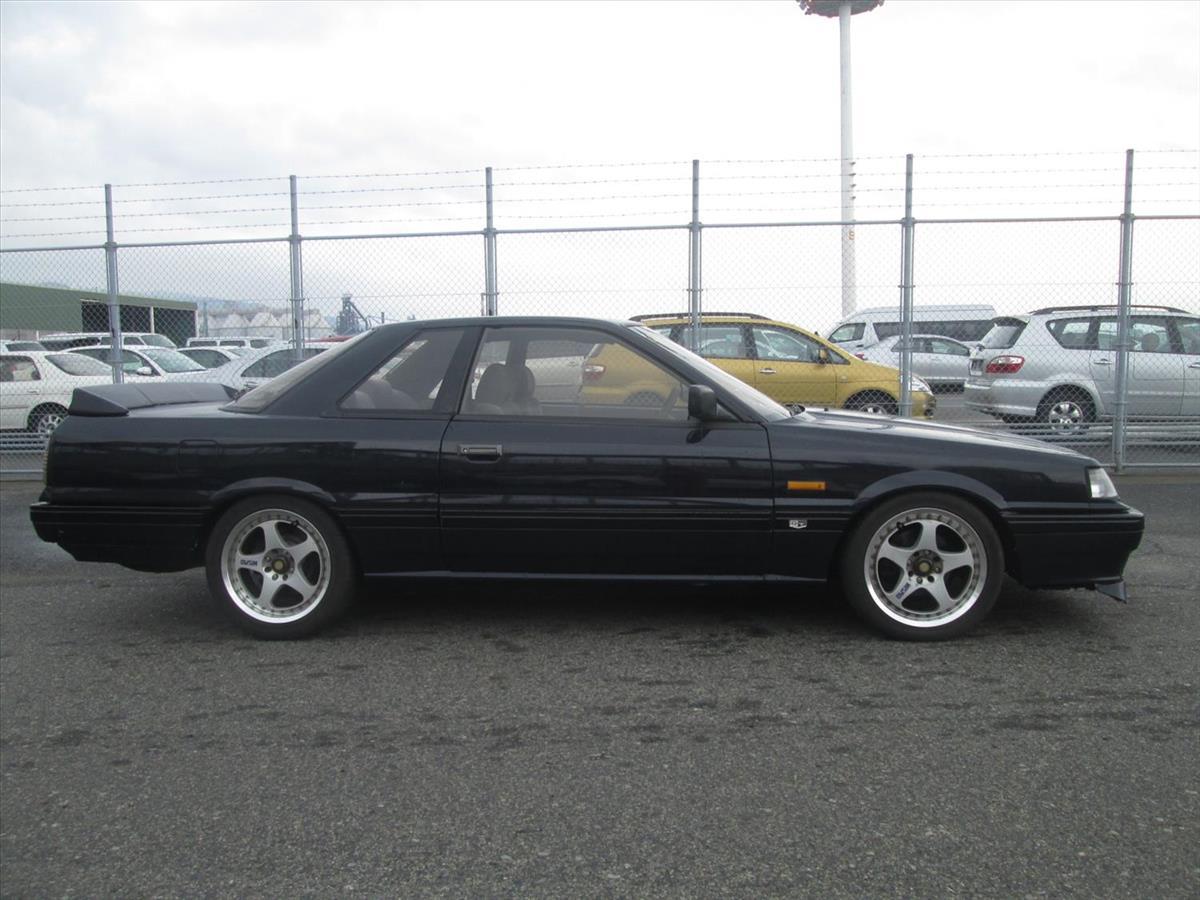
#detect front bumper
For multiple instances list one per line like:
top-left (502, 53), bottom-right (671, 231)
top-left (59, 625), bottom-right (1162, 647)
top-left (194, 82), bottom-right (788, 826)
top-left (1002, 503), bottom-right (1145, 592)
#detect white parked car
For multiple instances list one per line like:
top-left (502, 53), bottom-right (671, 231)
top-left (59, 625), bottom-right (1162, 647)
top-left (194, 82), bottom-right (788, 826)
top-left (856, 334), bottom-right (974, 390)
top-left (203, 344), bottom-right (327, 393)
top-left (178, 346), bottom-right (245, 369)
top-left (40, 331), bottom-right (178, 351)
top-left (0, 351), bottom-right (113, 434)
top-left (825, 305), bottom-right (997, 352)
top-left (185, 335), bottom-right (283, 351)
top-left (71, 346), bottom-right (209, 380)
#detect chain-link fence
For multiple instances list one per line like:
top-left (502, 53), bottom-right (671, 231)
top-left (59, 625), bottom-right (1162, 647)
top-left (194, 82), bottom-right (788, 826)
top-left (2, 152), bottom-right (1198, 475)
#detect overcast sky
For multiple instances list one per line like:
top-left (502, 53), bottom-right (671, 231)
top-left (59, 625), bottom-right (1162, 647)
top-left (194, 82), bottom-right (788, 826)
top-left (2, 0), bottom-right (1197, 186)
top-left (1, 0), bottom-right (1197, 327)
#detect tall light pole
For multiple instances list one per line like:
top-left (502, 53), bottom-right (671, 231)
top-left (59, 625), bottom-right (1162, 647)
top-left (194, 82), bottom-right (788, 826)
top-left (798, 0), bottom-right (884, 318)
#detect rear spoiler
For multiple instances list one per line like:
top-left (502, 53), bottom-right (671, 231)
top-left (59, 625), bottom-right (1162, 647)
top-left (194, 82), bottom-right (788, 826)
top-left (69, 382), bottom-right (237, 417)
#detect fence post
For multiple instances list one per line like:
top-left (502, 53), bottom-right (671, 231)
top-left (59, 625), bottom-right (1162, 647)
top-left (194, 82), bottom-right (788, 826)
top-left (483, 167), bottom-right (498, 316)
top-left (103, 184), bottom-right (124, 385)
top-left (288, 175), bottom-right (305, 357)
top-left (898, 154), bottom-right (915, 417)
top-left (1112, 149), bottom-right (1135, 472)
top-left (688, 159), bottom-right (702, 351)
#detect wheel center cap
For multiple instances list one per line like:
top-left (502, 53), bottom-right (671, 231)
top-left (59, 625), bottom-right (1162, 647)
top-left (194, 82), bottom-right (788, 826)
top-left (264, 549), bottom-right (294, 576)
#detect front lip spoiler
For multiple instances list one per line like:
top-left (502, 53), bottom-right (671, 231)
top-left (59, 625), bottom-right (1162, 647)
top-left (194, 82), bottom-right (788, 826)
top-left (1094, 579), bottom-right (1128, 603)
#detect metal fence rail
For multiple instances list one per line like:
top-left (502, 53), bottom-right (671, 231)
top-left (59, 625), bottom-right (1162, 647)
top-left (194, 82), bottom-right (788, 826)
top-left (2, 150), bottom-right (1198, 476)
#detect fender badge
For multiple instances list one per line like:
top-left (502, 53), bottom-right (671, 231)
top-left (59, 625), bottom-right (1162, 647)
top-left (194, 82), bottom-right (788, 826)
top-left (787, 519), bottom-right (808, 530)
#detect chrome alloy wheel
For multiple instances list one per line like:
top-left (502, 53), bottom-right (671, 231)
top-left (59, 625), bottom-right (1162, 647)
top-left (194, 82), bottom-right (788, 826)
top-left (1045, 398), bottom-right (1087, 433)
top-left (220, 508), bottom-right (331, 623)
top-left (862, 507), bottom-right (987, 628)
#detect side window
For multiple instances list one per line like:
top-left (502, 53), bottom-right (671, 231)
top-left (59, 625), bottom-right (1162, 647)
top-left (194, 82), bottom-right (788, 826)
top-left (461, 326), bottom-right (688, 420)
top-left (930, 338), bottom-right (968, 356)
top-left (676, 325), bottom-right (749, 360)
top-left (0, 356), bottom-right (40, 382)
top-left (1097, 317), bottom-right (1175, 353)
top-left (1175, 317), bottom-right (1200, 355)
top-left (1048, 318), bottom-right (1095, 350)
top-left (874, 322), bottom-right (901, 340)
top-left (1130, 317), bottom-right (1173, 354)
top-left (828, 322), bottom-right (864, 343)
top-left (752, 327), bottom-right (824, 363)
top-left (243, 351), bottom-right (287, 379)
top-left (341, 329), bottom-right (466, 413)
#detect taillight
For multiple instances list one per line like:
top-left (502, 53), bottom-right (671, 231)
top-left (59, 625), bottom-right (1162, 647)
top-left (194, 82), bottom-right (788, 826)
top-left (985, 355), bottom-right (1025, 374)
top-left (582, 363), bottom-right (606, 383)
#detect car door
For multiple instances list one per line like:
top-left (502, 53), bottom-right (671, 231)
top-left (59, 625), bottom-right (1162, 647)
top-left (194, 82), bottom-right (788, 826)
top-left (927, 337), bottom-right (971, 385)
top-left (440, 324), bottom-right (773, 576)
top-left (1093, 317), bottom-right (1184, 416)
top-left (749, 325), bottom-right (839, 406)
top-left (0, 356), bottom-right (41, 429)
top-left (1175, 317), bottom-right (1200, 415)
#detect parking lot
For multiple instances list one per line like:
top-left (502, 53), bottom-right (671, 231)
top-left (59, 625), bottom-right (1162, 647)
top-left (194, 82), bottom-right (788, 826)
top-left (1, 477), bottom-right (1197, 897)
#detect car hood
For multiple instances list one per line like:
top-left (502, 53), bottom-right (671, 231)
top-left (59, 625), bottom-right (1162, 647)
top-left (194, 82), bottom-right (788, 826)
top-left (776, 407), bottom-right (1091, 460)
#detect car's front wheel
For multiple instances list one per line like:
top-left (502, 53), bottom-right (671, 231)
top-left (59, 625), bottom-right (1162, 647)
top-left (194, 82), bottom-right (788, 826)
top-left (839, 492), bottom-right (1004, 640)
top-left (205, 495), bottom-right (356, 639)
top-left (845, 391), bottom-right (899, 416)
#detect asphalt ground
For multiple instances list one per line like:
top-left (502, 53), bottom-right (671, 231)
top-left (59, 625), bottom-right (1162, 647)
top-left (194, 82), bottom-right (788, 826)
top-left (1, 478), bottom-right (1197, 898)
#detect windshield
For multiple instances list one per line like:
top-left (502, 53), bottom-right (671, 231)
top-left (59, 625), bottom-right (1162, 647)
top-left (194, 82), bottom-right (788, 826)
top-left (45, 353), bottom-right (112, 376)
top-left (139, 334), bottom-right (177, 349)
top-left (632, 325), bottom-right (791, 422)
top-left (141, 347), bottom-right (206, 373)
top-left (230, 332), bottom-right (370, 411)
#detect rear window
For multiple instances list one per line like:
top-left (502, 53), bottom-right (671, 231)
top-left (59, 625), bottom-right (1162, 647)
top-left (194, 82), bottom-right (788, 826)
top-left (139, 334), bottom-right (177, 349)
top-left (229, 334), bottom-right (368, 412)
top-left (979, 318), bottom-right (1027, 350)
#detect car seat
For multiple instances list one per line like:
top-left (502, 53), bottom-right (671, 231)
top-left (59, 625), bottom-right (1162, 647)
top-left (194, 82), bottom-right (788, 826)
top-left (472, 363), bottom-right (519, 414)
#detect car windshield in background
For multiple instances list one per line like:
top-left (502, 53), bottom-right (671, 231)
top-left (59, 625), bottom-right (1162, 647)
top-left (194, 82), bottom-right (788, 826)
top-left (45, 354), bottom-right (112, 376)
top-left (229, 332), bottom-right (369, 412)
top-left (632, 325), bottom-right (793, 421)
top-left (141, 348), bottom-right (206, 372)
top-left (139, 334), bottom-right (177, 349)
top-left (980, 318), bottom-right (1028, 349)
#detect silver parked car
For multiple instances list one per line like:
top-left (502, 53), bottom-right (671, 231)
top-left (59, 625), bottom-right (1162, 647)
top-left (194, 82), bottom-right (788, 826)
top-left (965, 305), bottom-right (1200, 430)
top-left (856, 334), bottom-right (973, 390)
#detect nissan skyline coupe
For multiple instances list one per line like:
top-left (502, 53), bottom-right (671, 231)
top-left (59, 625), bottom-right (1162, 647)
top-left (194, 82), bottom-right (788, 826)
top-left (30, 317), bottom-right (1144, 641)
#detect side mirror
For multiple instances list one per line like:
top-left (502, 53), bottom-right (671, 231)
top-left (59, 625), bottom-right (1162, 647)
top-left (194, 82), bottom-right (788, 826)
top-left (687, 384), bottom-right (719, 420)
top-left (817, 348), bottom-right (830, 365)
top-left (135, 366), bottom-right (155, 377)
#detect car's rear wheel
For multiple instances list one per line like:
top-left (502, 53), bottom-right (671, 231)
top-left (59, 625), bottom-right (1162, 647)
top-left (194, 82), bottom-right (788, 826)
top-left (1037, 387), bottom-right (1094, 435)
top-left (28, 404), bottom-right (68, 436)
top-left (205, 495), bottom-right (356, 639)
top-left (845, 391), bottom-right (898, 416)
top-left (839, 492), bottom-right (1004, 640)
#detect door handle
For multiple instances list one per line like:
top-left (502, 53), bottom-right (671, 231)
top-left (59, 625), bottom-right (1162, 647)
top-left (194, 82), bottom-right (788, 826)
top-left (759, 367), bottom-right (776, 375)
top-left (1093, 358), bottom-right (1111, 366)
top-left (459, 443), bottom-right (503, 461)
top-left (1189, 362), bottom-right (1200, 369)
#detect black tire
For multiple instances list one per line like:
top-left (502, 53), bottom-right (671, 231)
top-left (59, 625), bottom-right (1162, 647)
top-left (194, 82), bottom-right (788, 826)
top-left (205, 494), bottom-right (356, 639)
top-left (839, 491), bottom-right (1005, 641)
top-left (1037, 387), bottom-right (1095, 435)
top-left (28, 404), bottom-right (69, 436)
top-left (845, 391), bottom-right (898, 416)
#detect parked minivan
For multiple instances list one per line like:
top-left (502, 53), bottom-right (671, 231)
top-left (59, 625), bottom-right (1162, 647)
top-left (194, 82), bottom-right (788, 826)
top-left (826, 304), bottom-right (998, 351)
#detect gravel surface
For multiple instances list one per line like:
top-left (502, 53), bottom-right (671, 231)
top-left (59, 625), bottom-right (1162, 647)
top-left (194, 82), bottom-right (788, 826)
top-left (1, 478), bottom-right (1197, 898)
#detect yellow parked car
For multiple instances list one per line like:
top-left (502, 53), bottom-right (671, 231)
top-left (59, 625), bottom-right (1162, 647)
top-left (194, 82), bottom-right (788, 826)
top-left (583, 312), bottom-right (935, 417)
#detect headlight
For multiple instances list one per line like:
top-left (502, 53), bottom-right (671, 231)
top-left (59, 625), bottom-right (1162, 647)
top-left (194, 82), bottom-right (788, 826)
top-left (908, 376), bottom-right (932, 394)
top-left (1088, 467), bottom-right (1118, 499)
